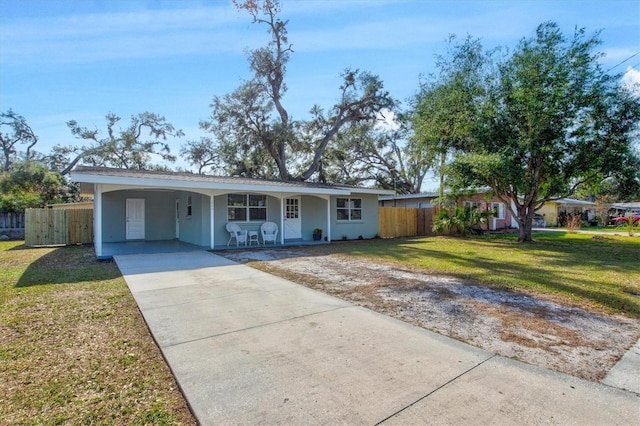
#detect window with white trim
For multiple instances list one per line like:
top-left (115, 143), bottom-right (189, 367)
top-left (492, 202), bottom-right (505, 219)
top-left (187, 195), bottom-right (193, 217)
top-left (464, 201), bottom-right (482, 211)
top-left (227, 194), bottom-right (267, 222)
top-left (336, 198), bottom-right (362, 221)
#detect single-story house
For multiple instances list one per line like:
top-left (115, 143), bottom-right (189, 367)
top-left (536, 198), bottom-right (596, 227)
top-left (69, 166), bottom-right (393, 259)
top-left (379, 191), bottom-right (518, 231)
top-left (610, 202), bottom-right (640, 215)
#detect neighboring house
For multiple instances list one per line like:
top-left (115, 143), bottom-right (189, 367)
top-left (610, 202), bottom-right (640, 215)
top-left (379, 191), bottom-right (517, 231)
top-left (48, 201), bottom-right (95, 210)
top-left (536, 198), bottom-right (596, 227)
top-left (69, 166), bottom-right (393, 259)
top-left (379, 192), bottom-right (440, 208)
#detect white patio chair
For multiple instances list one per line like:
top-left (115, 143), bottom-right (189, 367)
top-left (260, 221), bottom-right (278, 245)
top-left (226, 223), bottom-right (248, 247)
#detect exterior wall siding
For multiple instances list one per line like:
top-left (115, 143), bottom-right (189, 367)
top-left (99, 190), bottom-right (383, 247)
top-left (214, 194), bottom-right (283, 246)
top-left (101, 190), bottom-right (175, 242)
top-left (178, 192), bottom-right (210, 247)
top-left (331, 193), bottom-right (380, 240)
top-left (300, 195), bottom-right (326, 241)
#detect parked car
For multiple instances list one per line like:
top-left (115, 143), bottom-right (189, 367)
top-left (611, 215), bottom-right (640, 226)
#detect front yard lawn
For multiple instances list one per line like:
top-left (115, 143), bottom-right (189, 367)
top-left (332, 232), bottom-right (640, 316)
top-left (0, 241), bottom-right (195, 425)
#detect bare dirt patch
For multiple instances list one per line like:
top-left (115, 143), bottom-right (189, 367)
top-left (219, 247), bottom-right (640, 382)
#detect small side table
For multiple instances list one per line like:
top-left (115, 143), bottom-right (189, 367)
top-left (248, 231), bottom-right (260, 246)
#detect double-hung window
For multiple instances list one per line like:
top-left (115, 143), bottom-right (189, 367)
top-left (336, 198), bottom-right (362, 221)
top-left (492, 202), bottom-right (505, 219)
top-left (227, 194), bottom-right (267, 222)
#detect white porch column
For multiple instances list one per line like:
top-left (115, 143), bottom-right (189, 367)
top-left (94, 184), bottom-right (103, 258)
top-left (280, 197), bottom-right (285, 245)
top-left (326, 195), bottom-right (332, 242)
top-left (210, 192), bottom-right (215, 249)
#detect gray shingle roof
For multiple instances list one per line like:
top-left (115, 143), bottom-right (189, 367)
top-left (70, 166), bottom-right (392, 195)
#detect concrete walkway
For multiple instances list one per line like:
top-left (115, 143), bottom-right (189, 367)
top-left (114, 251), bottom-right (640, 425)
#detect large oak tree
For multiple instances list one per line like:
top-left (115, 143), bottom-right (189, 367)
top-left (0, 109), bottom-right (39, 172)
top-left (200, 0), bottom-right (396, 181)
top-left (51, 112), bottom-right (183, 175)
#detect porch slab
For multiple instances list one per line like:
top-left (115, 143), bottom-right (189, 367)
top-left (99, 239), bottom-right (329, 259)
top-left (101, 240), bottom-right (204, 258)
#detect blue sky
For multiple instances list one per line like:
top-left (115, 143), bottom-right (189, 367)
top-left (1, 0), bottom-right (639, 185)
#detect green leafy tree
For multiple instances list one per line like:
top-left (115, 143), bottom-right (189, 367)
top-left (179, 137), bottom-right (220, 175)
top-left (50, 112), bottom-right (183, 175)
top-left (411, 36), bottom-right (496, 204)
top-left (201, 0), bottom-right (395, 181)
top-left (0, 109), bottom-right (39, 171)
top-left (441, 22), bottom-right (640, 242)
top-left (0, 162), bottom-right (76, 212)
top-left (317, 117), bottom-right (430, 193)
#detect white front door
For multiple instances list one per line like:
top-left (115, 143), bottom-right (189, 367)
top-left (126, 198), bottom-right (145, 240)
top-left (284, 197), bottom-right (302, 239)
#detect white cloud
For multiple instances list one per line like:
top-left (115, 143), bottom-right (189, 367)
top-left (0, 5), bottom-right (259, 64)
top-left (622, 66), bottom-right (640, 97)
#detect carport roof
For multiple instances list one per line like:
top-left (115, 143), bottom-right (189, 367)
top-left (70, 166), bottom-right (394, 196)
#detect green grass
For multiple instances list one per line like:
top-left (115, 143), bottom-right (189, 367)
top-left (0, 241), bottom-right (195, 425)
top-left (329, 232), bottom-right (640, 316)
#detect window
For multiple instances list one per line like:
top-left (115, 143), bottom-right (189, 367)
top-left (336, 198), bottom-right (362, 221)
top-left (187, 195), bottom-right (193, 217)
top-left (492, 202), bottom-right (505, 219)
top-left (228, 194), bottom-right (267, 222)
top-left (464, 201), bottom-right (482, 211)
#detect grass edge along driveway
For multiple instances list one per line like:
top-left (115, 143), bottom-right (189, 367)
top-left (0, 241), bottom-right (195, 425)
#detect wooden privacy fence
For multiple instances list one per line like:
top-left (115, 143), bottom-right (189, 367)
top-left (0, 212), bottom-right (26, 239)
top-left (378, 207), bottom-right (437, 238)
top-left (25, 208), bottom-right (93, 246)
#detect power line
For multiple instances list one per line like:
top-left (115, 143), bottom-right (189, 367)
top-left (607, 50), bottom-right (640, 72)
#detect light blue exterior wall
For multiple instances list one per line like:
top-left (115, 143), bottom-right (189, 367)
top-left (213, 194), bottom-right (282, 246)
top-left (99, 190), bottom-right (382, 246)
top-left (300, 195), bottom-right (327, 241)
top-left (101, 190), bottom-right (175, 242)
top-left (177, 191), bottom-right (211, 247)
top-left (330, 193), bottom-right (380, 240)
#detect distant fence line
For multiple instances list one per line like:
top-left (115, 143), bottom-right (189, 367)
top-left (25, 208), bottom-right (93, 246)
top-left (0, 212), bottom-right (26, 239)
top-left (378, 207), bottom-right (437, 238)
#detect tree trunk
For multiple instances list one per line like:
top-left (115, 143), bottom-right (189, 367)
top-left (516, 208), bottom-right (534, 243)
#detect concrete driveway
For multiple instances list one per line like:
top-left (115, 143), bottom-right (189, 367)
top-left (115, 251), bottom-right (639, 425)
